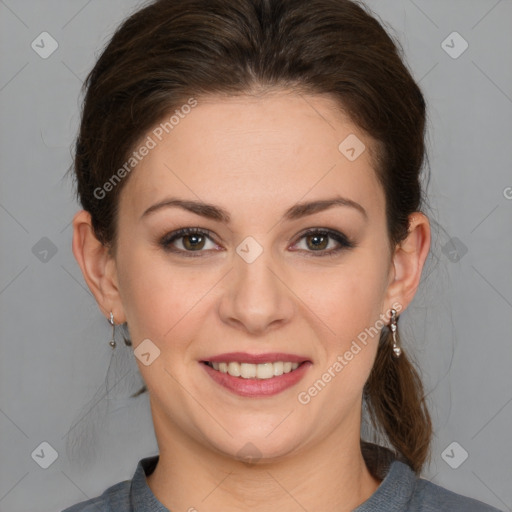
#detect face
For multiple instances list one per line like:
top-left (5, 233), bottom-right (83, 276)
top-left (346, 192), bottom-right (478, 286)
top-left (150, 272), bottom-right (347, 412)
top-left (110, 91), bottom-right (398, 461)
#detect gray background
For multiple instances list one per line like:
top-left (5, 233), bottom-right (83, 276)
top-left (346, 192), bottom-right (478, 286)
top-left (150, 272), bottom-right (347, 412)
top-left (0, 0), bottom-right (511, 510)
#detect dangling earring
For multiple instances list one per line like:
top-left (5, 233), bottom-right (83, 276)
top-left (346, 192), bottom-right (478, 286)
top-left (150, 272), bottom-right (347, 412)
top-left (108, 311), bottom-right (116, 349)
top-left (390, 308), bottom-right (401, 358)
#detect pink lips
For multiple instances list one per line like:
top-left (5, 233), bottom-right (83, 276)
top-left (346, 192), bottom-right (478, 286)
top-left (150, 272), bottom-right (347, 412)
top-left (200, 352), bottom-right (312, 397)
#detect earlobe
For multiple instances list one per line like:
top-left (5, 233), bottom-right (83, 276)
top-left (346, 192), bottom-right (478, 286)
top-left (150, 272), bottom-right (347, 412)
top-left (71, 210), bottom-right (126, 323)
top-left (385, 212), bottom-right (431, 312)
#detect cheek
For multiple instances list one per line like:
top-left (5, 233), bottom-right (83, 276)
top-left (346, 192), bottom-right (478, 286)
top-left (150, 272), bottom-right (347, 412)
top-left (304, 259), bottom-right (387, 334)
top-left (298, 256), bottom-right (387, 390)
top-left (116, 247), bottom-right (215, 344)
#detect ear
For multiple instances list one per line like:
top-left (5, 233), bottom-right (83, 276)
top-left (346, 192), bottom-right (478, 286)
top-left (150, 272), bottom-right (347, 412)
top-left (384, 212), bottom-right (431, 313)
top-left (71, 210), bottom-right (126, 324)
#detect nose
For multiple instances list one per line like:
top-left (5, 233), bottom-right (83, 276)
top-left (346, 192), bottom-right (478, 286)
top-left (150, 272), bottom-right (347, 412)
top-left (217, 245), bottom-right (295, 335)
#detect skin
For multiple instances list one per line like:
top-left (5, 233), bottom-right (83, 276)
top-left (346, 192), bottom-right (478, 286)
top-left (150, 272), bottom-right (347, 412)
top-left (72, 90), bottom-right (430, 512)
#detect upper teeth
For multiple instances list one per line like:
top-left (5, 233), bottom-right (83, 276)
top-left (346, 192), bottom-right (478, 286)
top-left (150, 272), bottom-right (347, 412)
top-left (209, 361), bottom-right (300, 379)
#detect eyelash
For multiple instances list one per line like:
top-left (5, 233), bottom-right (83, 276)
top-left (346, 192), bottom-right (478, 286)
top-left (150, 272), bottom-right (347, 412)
top-left (159, 227), bottom-right (356, 258)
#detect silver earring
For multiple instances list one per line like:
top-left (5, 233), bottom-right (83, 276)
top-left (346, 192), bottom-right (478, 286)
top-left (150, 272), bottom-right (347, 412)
top-left (108, 312), bottom-right (116, 349)
top-left (390, 308), bottom-right (401, 358)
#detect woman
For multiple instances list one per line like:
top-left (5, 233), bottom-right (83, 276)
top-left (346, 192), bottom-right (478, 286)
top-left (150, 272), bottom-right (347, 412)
top-left (63, 0), bottom-right (503, 510)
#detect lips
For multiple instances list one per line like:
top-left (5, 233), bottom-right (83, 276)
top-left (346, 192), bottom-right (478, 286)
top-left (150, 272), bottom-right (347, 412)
top-left (200, 352), bottom-right (312, 397)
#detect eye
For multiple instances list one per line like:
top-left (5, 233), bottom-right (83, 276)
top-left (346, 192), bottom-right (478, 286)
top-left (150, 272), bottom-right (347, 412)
top-left (290, 228), bottom-right (355, 257)
top-left (159, 227), bottom-right (219, 257)
top-left (159, 227), bottom-right (355, 258)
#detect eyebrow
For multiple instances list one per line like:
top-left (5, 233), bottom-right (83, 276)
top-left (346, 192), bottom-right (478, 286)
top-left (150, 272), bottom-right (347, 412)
top-left (140, 195), bottom-right (368, 222)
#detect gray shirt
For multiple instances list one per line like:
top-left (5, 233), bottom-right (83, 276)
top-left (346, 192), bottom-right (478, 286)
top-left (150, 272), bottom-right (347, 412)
top-left (62, 442), bottom-right (504, 511)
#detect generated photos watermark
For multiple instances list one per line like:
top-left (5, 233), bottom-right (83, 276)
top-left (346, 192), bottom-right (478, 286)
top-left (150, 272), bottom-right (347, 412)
top-left (297, 302), bottom-right (403, 405)
top-left (93, 97), bottom-right (198, 200)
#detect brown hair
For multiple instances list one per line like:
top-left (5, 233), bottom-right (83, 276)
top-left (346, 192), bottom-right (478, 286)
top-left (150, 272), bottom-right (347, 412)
top-left (70, 0), bottom-right (433, 473)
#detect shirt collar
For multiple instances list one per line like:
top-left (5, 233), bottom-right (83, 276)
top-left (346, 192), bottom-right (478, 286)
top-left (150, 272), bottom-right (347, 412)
top-left (130, 455), bottom-right (168, 511)
top-left (352, 460), bottom-right (417, 511)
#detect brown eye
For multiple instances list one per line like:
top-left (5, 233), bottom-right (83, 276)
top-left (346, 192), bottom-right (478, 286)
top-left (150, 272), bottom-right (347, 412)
top-left (292, 229), bottom-right (355, 257)
top-left (305, 232), bottom-right (329, 251)
top-left (159, 227), bottom-right (217, 256)
top-left (181, 233), bottom-right (206, 251)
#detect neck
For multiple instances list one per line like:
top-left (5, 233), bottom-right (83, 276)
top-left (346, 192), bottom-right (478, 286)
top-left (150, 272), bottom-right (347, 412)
top-left (146, 401), bottom-right (382, 512)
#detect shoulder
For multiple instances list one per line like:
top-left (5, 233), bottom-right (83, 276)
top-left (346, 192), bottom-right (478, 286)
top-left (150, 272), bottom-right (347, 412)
top-left (61, 454), bottom-right (160, 512)
top-left (410, 474), bottom-right (504, 512)
top-left (360, 444), bottom-right (504, 512)
top-left (61, 479), bottom-right (131, 512)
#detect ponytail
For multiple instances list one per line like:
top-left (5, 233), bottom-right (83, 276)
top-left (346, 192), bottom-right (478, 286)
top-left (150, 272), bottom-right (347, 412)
top-left (363, 320), bottom-right (433, 474)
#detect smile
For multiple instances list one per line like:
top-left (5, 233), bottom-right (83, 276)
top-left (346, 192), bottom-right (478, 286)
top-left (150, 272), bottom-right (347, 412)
top-left (201, 359), bottom-right (312, 397)
top-left (204, 361), bottom-right (301, 379)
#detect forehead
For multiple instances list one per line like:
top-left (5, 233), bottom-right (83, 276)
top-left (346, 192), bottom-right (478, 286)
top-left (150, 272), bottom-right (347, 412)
top-left (119, 91), bottom-right (385, 224)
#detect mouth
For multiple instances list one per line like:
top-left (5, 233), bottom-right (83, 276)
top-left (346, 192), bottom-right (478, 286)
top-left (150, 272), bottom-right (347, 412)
top-left (200, 353), bottom-right (312, 397)
top-left (202, 360), bottom-right (305, 380)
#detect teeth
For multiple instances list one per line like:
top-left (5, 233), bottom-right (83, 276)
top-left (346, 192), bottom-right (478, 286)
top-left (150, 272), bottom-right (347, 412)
top-left (241, 362), bottom-right (257, 378)
top-left (228, 361), bottom-right (240, 377)
top-left (208, 361), bottom-right (301, 379)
